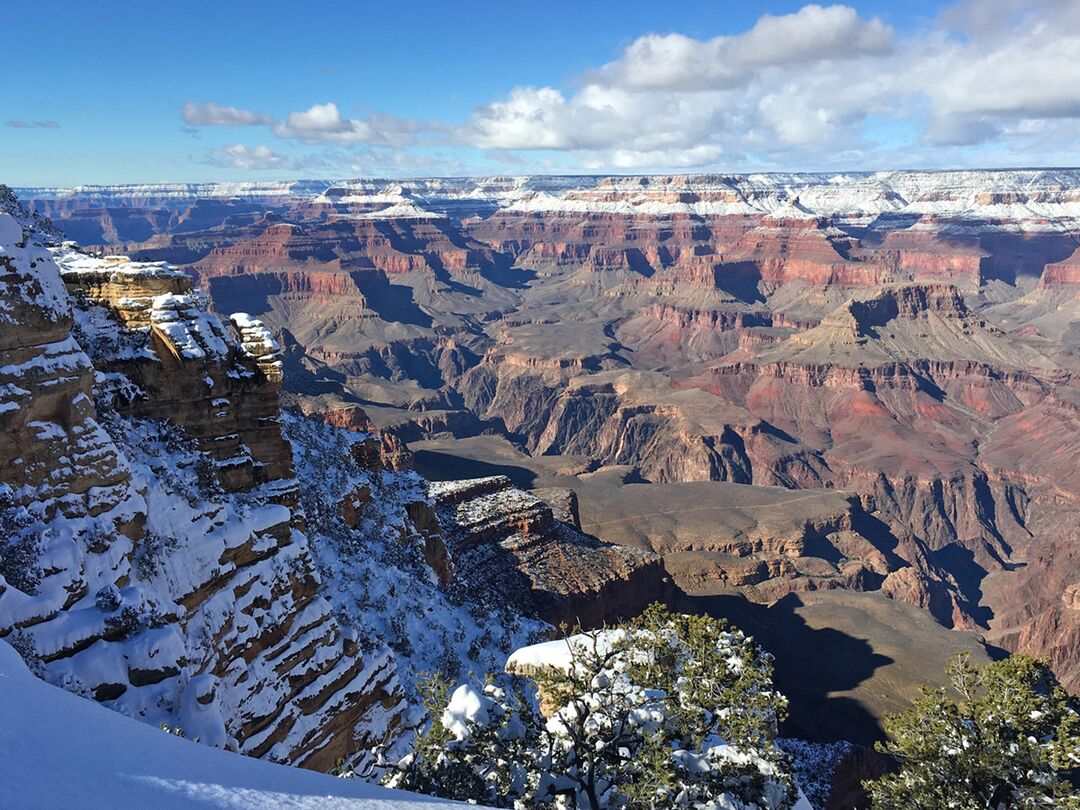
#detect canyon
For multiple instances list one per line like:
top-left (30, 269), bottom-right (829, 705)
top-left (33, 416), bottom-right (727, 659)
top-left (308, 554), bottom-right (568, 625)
top-left (0, 187), bottom-right (664, 774)
top-left (11, 169), bottom-right (1080, 737)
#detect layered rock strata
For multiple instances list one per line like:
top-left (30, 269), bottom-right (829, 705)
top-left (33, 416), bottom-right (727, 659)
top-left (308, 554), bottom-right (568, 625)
top-left (16, 172), bottom-right (1080, 692)
top-left (423, 475), bottom-right (670, 626)
top-left (57, 250), bottom-right (294, 495)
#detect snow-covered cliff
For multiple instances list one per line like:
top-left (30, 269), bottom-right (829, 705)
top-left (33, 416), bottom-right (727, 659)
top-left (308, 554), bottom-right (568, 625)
top-left (22, 169), bottom-right (1080, 229)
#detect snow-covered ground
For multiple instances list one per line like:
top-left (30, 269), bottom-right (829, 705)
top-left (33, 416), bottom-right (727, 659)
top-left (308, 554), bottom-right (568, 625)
top-left (283, 414), bottom-right (544, 715)
top-left (0, 639), bottom-right (477, 810)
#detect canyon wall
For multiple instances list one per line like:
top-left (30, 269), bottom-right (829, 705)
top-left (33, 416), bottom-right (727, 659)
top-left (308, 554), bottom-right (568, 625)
top-left (18, 172), bottom-right (1080, 691)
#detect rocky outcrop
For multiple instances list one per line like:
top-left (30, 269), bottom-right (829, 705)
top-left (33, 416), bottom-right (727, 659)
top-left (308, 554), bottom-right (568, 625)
top-left (1041, 245), bottom-right (1080, 287)
top-left (55, 247), bottom-right (190, 320)
top-left (866, 228), bottom-right (988, 285)
top-left (58, 251), bottom-right (296, 495)
top-left (424, 476), bottom-right (671, 627)
top-left (0, 217), bottom-right (133, 522)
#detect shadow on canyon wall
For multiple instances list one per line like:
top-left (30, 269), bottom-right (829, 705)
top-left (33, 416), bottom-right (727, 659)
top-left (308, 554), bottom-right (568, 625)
top-left (676, 591), bottom-right (893, 747)
top-left (412, 448), bottom-right (538, 489)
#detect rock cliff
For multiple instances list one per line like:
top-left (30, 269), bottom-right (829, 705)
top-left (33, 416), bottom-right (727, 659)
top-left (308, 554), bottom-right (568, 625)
top-left (0, 193), bottom-right (405, 769)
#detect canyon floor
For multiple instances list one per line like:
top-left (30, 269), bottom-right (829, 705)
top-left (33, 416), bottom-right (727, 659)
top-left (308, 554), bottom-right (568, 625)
top-left (410, 433), bottom-right (992, 744)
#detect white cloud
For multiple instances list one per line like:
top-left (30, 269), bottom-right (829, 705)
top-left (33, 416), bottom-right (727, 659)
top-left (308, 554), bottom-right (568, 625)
top-left (270, 102), bottom-right (416, 146)
top-left (182, 2), bottom-right (1080, 174)
top-left (7, 120), bottom-right (60, 129)
top-left (462, 84), bottom-right (731, 157)
top-left (587, 144), bottom-right (728, 171)
top-left (456, 1), bottom-right (1080, 170)
top-left (465, 88), bottom-right (571, 150)
top-left (182, 102), bottom-right (272, 127)
top-left (205, 144), bottom-right (301, 171)
top-left (278, 102), bottom-right (348, 136)
top-left (727, 3), bottom-right (893, 65)
top-left (456, 4), bottom-right (901, 162)
top-left (183, 100), bottom-right (418, 148)
top-left (6, 119), bottom-right (59, 129)
top-left (596, 4), bottom-right (892, 91)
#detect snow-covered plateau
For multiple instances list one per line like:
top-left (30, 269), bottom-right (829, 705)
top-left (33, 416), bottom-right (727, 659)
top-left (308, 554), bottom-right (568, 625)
top-left (22, 169), bottom-right (1080, 230)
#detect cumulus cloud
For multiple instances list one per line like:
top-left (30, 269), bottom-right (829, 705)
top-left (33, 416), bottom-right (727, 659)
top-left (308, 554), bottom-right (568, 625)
top-left (205, 144), bottom-right (302, 171)
top-left (457, 4), bottom-right (901, 161)
top-left (462, 83), bottom-right (732, 158)
top-left (182, 101), bottom-right (272, 126)
top-left (596, 4), bottom-right (892, 90)
top-left (459, 1), bottom-right (1080, 170)
top-left (7, 120), bottom-right (60, 129)
top-left (182, 100), bottom-right (417, 148)
top-left (270, 102), bottom-right (417, 146)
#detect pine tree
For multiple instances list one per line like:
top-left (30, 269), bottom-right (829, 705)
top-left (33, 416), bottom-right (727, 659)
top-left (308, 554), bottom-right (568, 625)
top-left (865, 652), bottom-right (1080, 809)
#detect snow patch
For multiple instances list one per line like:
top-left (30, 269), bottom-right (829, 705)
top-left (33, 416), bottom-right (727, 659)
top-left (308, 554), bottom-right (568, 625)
top-left (0, 640), bottom-right (479, 809)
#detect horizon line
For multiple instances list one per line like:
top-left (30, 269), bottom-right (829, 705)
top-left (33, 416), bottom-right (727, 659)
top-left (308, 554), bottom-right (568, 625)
top-left (15, 165), bottom-right (1080, 191)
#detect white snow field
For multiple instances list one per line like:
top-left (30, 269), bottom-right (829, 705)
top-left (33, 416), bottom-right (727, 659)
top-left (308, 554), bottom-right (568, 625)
top-left (0, 640), bottom-right (476, 810)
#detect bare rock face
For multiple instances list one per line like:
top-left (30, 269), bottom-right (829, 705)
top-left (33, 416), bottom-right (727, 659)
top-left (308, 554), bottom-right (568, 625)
top-left (0, 204), bottom-right (132, 523)
top-left (717, 214), bottom-right (878, 287)
top-left (533, 487), bottom-right (581, 529)
top-left (425, 476), bottom-right (671, 627)
top-left (1064, 583), bottom-right (1080, 611)
top-left (1041, 245), bottom-right (1080, 287)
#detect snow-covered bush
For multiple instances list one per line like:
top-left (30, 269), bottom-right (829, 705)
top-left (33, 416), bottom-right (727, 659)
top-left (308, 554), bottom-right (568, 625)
top-left (385, 604), bottom-right (798, 810)
top-left (7, 629), bottom-right (46, 678)
top-left (133, 530), bottom-right (179, 580)
top-left (865, 652), bottom-right (1080, 809)
top-left (94, 584), bottom-right (123, 613)
top-left (776, 738), bottom-right (851, 809)
top-left (384, 674), bottom-right (542, 805)
top-left (0, 487), bottom-right (41, 595)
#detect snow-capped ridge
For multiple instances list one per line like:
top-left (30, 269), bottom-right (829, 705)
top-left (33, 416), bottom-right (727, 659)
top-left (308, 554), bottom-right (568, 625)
top-left (26, 169), bottom-right (1080, 229)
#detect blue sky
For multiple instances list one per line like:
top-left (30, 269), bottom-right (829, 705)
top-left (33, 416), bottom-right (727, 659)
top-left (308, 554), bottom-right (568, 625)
top-left (4, 0), bottom-right (1077, 185)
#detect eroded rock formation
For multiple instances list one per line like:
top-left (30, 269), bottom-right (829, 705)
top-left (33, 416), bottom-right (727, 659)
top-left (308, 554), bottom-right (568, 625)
top-left (18, 172), bottom-right (1080, 692)
top-left (424, 475), bottom-right (670, 626)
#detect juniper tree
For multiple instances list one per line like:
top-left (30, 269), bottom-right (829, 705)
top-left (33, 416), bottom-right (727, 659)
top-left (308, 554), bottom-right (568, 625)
top-left (0, 487), bottom-right (42, 595)
top-left (385, 604), bottom-right (798, 810)
top-left (865, 651), bottom-right (1080, 809)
